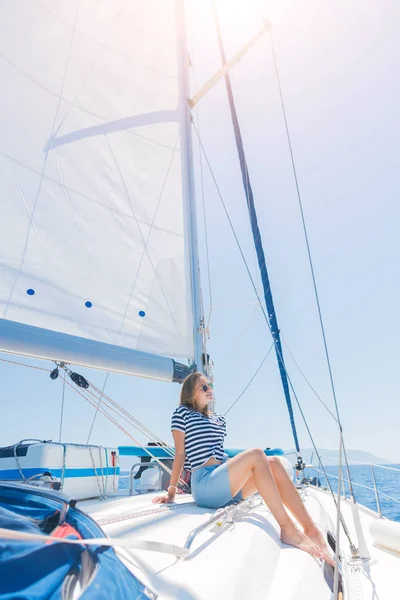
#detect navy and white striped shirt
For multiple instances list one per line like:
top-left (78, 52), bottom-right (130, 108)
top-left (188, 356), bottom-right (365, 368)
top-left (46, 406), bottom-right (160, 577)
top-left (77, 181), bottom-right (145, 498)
top-left (171, 405), bottom-right (227, 470)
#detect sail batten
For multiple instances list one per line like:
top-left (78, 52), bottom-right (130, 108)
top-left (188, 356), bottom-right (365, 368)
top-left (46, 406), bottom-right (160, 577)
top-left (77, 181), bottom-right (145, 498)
top-left (45, 110), bottom-right (180, 152)
top-left (0, 1), bottom-right (196, 370)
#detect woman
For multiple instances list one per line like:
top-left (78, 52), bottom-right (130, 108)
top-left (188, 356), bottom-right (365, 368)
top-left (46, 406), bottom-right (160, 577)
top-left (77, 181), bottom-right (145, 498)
top-left (153, 372), bottom-right (333, 564)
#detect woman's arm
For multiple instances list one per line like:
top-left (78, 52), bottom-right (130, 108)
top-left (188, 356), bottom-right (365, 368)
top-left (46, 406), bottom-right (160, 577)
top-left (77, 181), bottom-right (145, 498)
top-left (152, 429), bottom-right (185, 504)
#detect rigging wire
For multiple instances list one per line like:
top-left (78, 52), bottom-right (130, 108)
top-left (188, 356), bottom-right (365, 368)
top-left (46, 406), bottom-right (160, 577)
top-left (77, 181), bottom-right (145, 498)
top-left (83, 386), bottom-right (169, 448)
top-left (190, 126), bottom-right (346, 507)
top-left (283, 364), bottom-right (358, 551)
top-left (267, 29), bottom-right (350, 446)
top-left (165, 112), bottom-right (357, 540)
top-left (267, 29), bottom-right (357, 502)
top-left (192, 123), bottom-right (271, 332)
top-left (196, 8), bottom-right (356, 537)
top-left (192, 122), bottom-right (341, 435)
top-left (86, 372), bottom-right (109, 444)
top-left (0, 357), bottom-right (50, 372)
top-left (58, 375), bottom-right (66, 443)
top-left (86, 379), bottom-right (175, 456)
top-left (82, 383), bottom-right (176, 460)
top-left (0, 356), bottom-right (177, 463)
top-left (281, 336), bottom-right (338, 423)
top-left (0, 354), bottom-right (366, 550)
top-left (224, 342), bottom-right (274, 417)
top-left (228, 303), bottom-right (260, 362)
top-left (211, 1), bottom-right (300, 453)
top-left (60, 374), bottom-right (186, 485)
top-left (334, 433), bottom-right (343, 596)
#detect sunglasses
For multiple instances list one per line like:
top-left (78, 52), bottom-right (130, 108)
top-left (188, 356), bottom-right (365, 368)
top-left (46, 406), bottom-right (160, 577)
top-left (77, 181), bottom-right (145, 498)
top-left (200, 383), bottom-right (213, 392)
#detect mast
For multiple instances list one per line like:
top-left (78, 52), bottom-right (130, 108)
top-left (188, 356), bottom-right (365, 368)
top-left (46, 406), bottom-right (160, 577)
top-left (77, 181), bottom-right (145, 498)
top-left (175, 0), bottom-right (205, 373)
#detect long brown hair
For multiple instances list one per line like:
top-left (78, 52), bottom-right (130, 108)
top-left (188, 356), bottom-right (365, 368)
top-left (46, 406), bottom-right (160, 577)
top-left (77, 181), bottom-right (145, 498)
top-left (180, 372), bottom-right (210, 417)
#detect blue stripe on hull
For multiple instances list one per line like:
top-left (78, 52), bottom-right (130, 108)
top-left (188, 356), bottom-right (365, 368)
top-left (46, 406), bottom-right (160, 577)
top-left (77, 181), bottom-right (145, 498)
top-left (0, 467), bottom-right (120, 480)
top-left (118, 445), bottom-right (284, 458)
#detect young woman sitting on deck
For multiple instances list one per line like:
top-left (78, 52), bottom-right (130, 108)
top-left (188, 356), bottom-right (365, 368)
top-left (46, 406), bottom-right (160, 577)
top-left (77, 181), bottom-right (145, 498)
top-left (153, 371), bottom-right (333, 564)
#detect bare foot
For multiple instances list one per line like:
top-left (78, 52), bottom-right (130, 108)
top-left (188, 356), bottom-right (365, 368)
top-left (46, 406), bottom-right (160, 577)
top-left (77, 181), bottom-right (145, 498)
top-left (280, 525), bottom-right (323, 559)
top-left (303, 525), bottom-right (335, 566)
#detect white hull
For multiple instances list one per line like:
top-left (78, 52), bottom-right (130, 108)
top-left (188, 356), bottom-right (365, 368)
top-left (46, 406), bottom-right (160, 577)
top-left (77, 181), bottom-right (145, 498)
top-left (0, 442), bottom-right (119, 499)
top-left (78, 486), bottom-right (398, 600)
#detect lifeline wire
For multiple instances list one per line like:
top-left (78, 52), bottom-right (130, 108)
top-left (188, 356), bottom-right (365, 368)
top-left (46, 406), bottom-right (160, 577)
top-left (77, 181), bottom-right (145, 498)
top-left (312, 466), bottom-right (400, 506)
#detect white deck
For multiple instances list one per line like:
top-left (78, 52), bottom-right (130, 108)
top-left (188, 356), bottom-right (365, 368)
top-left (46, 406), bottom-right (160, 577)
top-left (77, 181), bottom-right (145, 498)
top-left (304, 487), bottom-right (400, 600)
top-left (78, 486), bottom-right (400, 600)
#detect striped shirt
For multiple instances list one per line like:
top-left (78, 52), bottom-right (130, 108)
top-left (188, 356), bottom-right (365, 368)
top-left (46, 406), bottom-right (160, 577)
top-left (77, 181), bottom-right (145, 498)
top-left (171, 405), bottom-right (227, 471)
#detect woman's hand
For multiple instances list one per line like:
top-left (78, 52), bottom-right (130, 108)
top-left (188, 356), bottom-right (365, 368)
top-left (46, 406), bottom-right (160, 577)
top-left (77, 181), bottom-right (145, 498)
top-left (152, 493), bottom-right (175, 504)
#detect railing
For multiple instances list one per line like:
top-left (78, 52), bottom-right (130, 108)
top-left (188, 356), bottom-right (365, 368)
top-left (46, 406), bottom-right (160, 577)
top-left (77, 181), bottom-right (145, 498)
top-left (128, 461), bottom-right (163, 496)
top-left (307, 461), bottom-right (400, 519)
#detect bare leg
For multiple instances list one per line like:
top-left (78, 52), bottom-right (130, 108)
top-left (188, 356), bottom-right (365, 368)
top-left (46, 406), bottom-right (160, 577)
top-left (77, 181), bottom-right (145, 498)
top-left (227, 449), bottom-right (323, 559)
top-left (239, 455), bottom-right (333, 565)
top-left (268, 457), bottom-right (334, 565)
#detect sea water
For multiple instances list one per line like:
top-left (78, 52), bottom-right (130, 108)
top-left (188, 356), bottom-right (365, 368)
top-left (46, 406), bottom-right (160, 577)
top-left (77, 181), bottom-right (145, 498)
top-left (305, 464), bottom-right (400, 522)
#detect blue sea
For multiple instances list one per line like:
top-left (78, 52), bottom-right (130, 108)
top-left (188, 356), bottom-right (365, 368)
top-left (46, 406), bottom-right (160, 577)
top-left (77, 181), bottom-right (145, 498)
top-left (304, 464), bottom-right (400, 522)
top-left (122, 464), bottom-right (400, 522)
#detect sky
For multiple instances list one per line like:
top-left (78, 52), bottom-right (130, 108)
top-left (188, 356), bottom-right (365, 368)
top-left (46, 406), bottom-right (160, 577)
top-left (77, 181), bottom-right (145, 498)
top-left (1, 0), bottom-right (400, 463)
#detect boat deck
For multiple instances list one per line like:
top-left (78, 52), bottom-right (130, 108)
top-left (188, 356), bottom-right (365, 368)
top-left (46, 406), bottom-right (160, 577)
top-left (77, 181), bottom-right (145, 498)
top-left (79, 486), bottom-right (400, 599)
top-left (81, 490), bottom-right (333, 600)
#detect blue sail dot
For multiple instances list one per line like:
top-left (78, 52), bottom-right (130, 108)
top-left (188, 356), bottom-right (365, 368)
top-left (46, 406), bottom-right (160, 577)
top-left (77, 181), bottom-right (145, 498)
top-left (26, 289), bottom-right (35, 296)
top-left (85, 301), bottom-right (93, 308)
top-left (138, 310), bottom-right (146, 317)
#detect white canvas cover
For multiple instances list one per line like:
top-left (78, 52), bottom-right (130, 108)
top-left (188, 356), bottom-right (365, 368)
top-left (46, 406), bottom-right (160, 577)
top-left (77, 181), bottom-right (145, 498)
top-left (0, 0), bottom-right (194, 362)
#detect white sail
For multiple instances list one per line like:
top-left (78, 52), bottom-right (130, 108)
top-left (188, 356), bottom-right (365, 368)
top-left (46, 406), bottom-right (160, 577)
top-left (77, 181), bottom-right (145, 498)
top-left (0, 0), bottom-right (196, 369)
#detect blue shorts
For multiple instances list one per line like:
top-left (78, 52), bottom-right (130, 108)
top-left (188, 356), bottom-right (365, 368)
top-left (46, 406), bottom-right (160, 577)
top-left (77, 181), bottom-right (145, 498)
top-left (191, 457), bottom-right (242, 509)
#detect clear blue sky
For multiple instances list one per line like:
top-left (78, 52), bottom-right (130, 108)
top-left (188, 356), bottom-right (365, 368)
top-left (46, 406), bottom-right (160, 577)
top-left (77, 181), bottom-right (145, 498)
top-left (2, 0), bottom-right (400, 463)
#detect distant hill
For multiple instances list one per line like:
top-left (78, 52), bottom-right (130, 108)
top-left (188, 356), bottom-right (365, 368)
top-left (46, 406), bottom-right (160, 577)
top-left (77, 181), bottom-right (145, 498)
top-left (284, 448), bottom-right (392, 466)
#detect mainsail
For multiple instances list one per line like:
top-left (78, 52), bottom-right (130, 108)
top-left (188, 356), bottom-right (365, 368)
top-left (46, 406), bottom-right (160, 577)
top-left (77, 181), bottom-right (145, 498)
top-left (0, 1), bottom-right (202, 379)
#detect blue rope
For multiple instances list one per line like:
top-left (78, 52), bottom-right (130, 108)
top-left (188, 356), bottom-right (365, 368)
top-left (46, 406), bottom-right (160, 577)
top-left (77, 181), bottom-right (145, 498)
top-left (212, 6), bottom-right (300, 452)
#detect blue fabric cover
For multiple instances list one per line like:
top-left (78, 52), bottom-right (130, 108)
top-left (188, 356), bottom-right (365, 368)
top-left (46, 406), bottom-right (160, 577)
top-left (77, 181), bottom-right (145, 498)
top-left (0, 506), bottom-right (84, 600)
top-left (0, 486), bottom-right (150, 600)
